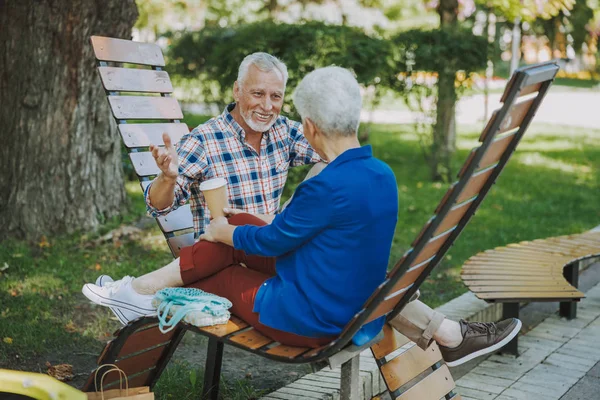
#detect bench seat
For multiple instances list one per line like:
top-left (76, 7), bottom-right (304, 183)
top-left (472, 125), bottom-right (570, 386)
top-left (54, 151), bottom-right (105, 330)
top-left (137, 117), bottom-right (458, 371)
top-left (461, 230), bottom-right (600, 354)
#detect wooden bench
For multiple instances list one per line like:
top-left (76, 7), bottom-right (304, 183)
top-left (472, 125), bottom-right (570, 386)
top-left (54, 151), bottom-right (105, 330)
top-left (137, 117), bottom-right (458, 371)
top-left (84, 36), bottom-right (558, 399)
top-left (462, 230), bottom-right (600, 354)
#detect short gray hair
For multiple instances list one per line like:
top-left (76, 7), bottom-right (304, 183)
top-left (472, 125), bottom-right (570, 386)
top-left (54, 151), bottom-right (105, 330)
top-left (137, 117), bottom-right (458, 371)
top-left (237, 52), bottom-right (288, 87)
top-left (292, 66), bottom-right (361, 138)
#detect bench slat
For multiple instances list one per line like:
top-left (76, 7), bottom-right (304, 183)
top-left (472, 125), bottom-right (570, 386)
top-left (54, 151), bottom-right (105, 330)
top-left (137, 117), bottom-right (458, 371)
top-left (198, 316), bottom-right (248, 337)
top-left (469, 284), bottom-right (577, 292)
top-left (167, 233), bottom-right (196, 258)
top-left (91, 36), bottom-right (165, 66)
top-left (456, 166), bottom-right (495, 204)
top-left (129, 152), bottom-right (161, 177)
top-left (396, 364), bottom-right (455, 400)
top-left (463, 279), bottom-right (568, 286)
top-left (115, 345), bottom-right (168, 378)
top-left (229, 328), bottom-right (273, 350)
top-left (462, 274), bottom-right (557, 281)
top-left (382, 343), bottom-right (443, 392)
top-left (266, 344), bottom-right (310, 359)
top-left (119, 123), bottom-right (188, 148)
top-left (108, 96), bottom-right (183, 120)
top-left (117, 324), bottom-right (176, 359)
top-left (100, 367), bottom-right (154, 390)
top-left (410, 229), bottom-right (453, 267)
top-left (99, 67), bottom-right (173, 93)
top-left (370, 324), bottom-right (411, 360)
top-left (156, 205), bottom-right (194, 233)
top-left (477, 291), bottom-right (584, 300)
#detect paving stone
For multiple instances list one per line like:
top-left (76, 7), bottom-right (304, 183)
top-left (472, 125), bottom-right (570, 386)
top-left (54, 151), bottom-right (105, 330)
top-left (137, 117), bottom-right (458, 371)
top-left (456, 377), bottom-right (506, 394)
top-left (518, 371), bottom-right (577, 391)
top-left (459, 371), bottom-right (515, 388)
top-left (455, 385), bottom-right (497, 399)
top-left (545, 353), bottom-right (597, 370)
top-left (501, 387), bottom-right (555, 400)
top-left (560, 375), bottom-right (600, 400)
top-left (508, 381), bottom-right (565, 398)
top-left (528, 364), bottom-right (584, 381)
top-left (587, 361), bottom-right (600, 378)
top-left (278, 386), bottom-right (328, 399)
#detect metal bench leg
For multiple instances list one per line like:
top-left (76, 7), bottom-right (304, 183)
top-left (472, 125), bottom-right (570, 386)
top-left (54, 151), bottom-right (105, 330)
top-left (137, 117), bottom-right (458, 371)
top-left (202, 338), bottom-right (224, 400)
top-left (501, 302), bottom-right (519, 356)
top-left (340, 354), bottom-right (360, 400)
top-left (560, 261), bottom-right (580, 320)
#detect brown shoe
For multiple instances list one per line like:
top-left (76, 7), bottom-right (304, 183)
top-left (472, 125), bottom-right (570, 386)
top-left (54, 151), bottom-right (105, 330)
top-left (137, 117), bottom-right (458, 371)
top-left (439, 318), bottom-right (522, 367)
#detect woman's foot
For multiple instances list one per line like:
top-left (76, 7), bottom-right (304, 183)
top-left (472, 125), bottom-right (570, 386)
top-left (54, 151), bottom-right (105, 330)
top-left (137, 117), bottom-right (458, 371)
top-left (82, 276), bottom-right (156, 325)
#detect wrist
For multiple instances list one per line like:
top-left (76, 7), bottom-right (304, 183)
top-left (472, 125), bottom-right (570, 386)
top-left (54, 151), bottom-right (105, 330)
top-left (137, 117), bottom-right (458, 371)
top-left (160, 173), bottom-right (177, 184)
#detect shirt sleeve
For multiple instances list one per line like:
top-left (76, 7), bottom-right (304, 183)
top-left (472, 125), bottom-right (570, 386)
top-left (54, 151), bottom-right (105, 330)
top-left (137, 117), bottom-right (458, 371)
top-left (233, 177), bottom-right (333, 257)
top-left (288, 120), bottom-right (323, 167)
top-left (145, 133), bottom-right (208, 217)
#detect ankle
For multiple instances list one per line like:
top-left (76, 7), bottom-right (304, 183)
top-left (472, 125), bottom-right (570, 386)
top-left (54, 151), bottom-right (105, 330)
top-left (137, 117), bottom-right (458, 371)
top-left (131, 278), bottom-right (158, 296)
top-left (434, 319), bottom-right (463, 348)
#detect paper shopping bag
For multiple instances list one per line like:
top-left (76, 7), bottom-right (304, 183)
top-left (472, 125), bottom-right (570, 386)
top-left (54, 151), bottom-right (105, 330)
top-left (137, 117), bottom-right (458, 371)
top-left (85, 364), bottom-right (154, 400)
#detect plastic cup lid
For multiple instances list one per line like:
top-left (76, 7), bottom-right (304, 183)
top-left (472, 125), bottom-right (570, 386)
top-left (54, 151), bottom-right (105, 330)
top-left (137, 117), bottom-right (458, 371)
top-left (199, 177), bottom-right (227, 191)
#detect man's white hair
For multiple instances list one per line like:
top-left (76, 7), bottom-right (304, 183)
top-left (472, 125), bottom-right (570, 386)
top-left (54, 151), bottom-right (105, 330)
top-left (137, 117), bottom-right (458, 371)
top-left (237, 52), bottom-right (288, 87)
top-left (292, 66), bottom-right (361, 138)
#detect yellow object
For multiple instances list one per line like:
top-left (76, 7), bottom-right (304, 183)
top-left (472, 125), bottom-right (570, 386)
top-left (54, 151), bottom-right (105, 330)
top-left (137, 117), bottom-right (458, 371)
top-left (0, 369), bottom-right (86, 400)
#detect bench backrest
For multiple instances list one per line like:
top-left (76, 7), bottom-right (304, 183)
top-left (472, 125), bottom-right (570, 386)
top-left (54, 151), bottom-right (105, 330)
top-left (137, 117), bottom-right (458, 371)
top-left (91, 36), bottom-right (195, 258)
top-left (321, 61), bottom-right (559, 356)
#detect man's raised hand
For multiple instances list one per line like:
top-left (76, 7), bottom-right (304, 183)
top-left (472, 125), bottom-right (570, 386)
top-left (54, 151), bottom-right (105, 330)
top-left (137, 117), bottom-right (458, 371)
top-left (150, 132), bottom-right (179, 180)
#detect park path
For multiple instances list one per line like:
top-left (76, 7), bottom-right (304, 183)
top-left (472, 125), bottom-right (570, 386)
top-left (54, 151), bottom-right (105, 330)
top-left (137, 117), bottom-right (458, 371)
top-left (360, 89), bottom-right (600, 130)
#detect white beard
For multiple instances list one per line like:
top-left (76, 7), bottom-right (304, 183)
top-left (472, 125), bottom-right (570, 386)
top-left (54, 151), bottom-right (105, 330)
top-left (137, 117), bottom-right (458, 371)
top-left (241, 109), bottom-right (278, 133)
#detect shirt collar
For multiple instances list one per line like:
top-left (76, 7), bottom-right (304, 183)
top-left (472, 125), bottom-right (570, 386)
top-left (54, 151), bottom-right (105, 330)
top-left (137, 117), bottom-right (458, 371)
top-left (222, 102), bottom-right (276, 142)
top-left (330, 145), bottom-right (372, 166)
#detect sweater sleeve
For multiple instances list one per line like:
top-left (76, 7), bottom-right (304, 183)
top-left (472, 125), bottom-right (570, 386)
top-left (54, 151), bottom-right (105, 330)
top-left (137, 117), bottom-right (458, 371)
top-left (233, 177), bottom-right (333, 257)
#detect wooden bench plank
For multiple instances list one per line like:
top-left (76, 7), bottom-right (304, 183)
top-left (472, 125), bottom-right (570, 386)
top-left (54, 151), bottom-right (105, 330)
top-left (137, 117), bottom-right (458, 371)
top-left (156, 205), bottom-right (194, 233)
top-left (476, 291), bottom-right (584, 300)
top-left (468, 285), bottom-right (577, 292)
top-left (108, 96), bottom-right (183, 120)
top-left (229, 328), bottom-right (273, 350)
top-left (91, 36), bottom-right (165, 66)
top-left (119, 123), bottom-right (188, 148)
top-left (167, 233), bottom-right (196, 258)
top-left (396, 364), bottom-right (455, 400)
top-left (370, 324), bottom-right (411, 360)
top-left (197, 316), bottom-right (248, 337)
top-left (129, 152), bottom-right (160, 177)
top-left (381, 343), bottom-right (443, 392)
top-left (117, 325), bottom-right (176, 359)
top-left (266, 344), bottom-right (310, 359)
top-left (456, 166), bottom-right (495, 203)
top-left (98, 67), bottom-right (173, 93)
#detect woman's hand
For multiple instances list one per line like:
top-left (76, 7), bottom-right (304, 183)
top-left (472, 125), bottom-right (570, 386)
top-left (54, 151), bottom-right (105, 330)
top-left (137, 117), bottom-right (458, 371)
top-left (200, 216), bottom-right (230, 243)
top-left (223, 208), bottom-right (245, 217)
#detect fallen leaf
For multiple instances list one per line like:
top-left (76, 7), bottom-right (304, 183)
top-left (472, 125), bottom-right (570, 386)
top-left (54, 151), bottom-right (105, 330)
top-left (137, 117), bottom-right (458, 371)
top-left (3, 337), bottom-right (13, 344)
top-left (416, 182), bottom-right (423, 188)
top-left (39, 236), bottom-right (51, 248)
top-left (46, 362), bottom-right (74, 382)
top-left (64, 322), bottom-right (77, 333)
top-left (492, 204), bottom-right (503, 211)
top-left (95, 263), bottom-right (102, 271)
top-left (10, 290), bottom-right (18, 297)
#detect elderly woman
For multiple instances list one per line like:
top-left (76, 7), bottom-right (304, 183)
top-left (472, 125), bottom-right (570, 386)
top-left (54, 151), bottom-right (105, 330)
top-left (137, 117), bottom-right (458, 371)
top-left (83, 66), bottom-right (397, 348)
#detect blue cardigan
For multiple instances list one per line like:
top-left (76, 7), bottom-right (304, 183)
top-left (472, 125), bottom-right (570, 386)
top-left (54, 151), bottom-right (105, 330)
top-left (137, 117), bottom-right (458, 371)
top-left (233, 145), bottom-right (398, 344)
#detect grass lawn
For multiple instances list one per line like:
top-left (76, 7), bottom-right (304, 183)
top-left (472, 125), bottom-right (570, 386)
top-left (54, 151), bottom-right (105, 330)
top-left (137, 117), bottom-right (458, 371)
top-left (0, 121), bottom-right (597, 397)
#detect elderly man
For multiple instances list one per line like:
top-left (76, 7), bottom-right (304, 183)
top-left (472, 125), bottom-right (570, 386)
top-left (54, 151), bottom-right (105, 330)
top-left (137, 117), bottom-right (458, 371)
top-left (85, 66), bottom-right (521, 367)
top-left (146, 52), bottom-right (322, 234)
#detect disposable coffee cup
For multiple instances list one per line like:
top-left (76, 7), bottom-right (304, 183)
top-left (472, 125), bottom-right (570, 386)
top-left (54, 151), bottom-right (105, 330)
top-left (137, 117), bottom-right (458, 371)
top-left (199, 177), bottom-right (228, 219)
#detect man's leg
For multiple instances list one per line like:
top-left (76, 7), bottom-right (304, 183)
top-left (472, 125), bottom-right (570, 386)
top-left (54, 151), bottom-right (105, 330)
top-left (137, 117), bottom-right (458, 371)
top-left (389, 300), bottom-right (521, 367)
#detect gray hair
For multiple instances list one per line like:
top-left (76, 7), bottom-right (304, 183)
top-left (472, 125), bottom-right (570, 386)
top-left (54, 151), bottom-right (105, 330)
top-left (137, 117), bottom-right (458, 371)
top-left (237, 52), bottom-right (288, 87)
top-left (292, 66), bottom-right (361, 138)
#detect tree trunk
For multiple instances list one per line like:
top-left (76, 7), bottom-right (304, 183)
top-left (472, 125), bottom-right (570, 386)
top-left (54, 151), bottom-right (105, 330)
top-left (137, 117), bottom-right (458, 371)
top-left (432, 0), bottom-right (459, 181)
top-left (0, 0), bottom-right (138, 241)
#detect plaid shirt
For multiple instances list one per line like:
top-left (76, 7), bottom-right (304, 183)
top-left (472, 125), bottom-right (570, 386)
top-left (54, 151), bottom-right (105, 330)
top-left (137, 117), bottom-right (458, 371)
top-left (145, 103), bottom-right (320, 236)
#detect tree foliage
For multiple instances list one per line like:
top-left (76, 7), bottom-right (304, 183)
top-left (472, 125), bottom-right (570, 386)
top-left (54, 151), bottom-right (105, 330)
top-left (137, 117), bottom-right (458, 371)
top-left (167, 20), bottom-right (390, 114)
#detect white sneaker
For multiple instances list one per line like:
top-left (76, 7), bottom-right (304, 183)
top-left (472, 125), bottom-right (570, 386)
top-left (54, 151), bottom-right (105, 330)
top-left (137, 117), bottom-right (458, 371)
top-left (82, 276), bottom-right (156, 325)
top-left (95, 274), bottom-right (114, 287)
top-left (93, 274), bottom-right (134, 326)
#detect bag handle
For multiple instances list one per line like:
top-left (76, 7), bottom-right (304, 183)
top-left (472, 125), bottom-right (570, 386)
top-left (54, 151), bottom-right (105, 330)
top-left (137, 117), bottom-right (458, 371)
top-left (94, 363), bottom-right (129, 399)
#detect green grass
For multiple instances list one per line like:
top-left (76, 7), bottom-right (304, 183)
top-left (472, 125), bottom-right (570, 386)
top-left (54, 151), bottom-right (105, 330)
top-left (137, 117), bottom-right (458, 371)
top-left (0, 121), bottom-right (598, 395)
